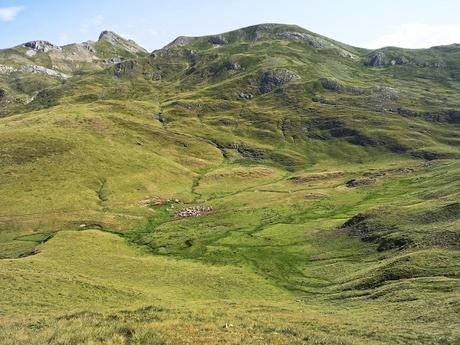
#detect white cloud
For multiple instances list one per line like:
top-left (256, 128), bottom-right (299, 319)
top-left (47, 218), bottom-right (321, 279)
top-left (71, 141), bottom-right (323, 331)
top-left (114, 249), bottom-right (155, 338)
top-left (92, 14), bottom-right (104, 26)
top-left (80, 15), bottom-right (104, 33)
top-left (80, 23), bottom-right (89, 33)
top-left (148, 28), bottom-right (158, 36)
top-left (363, 23), bottom-right (460, 49)
top-left (0, 6), bottom-right (24, 22)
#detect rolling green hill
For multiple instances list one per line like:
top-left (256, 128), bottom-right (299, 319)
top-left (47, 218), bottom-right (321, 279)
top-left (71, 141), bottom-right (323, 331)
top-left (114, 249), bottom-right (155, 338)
top-left (0, 24), bottom-right (459, 344)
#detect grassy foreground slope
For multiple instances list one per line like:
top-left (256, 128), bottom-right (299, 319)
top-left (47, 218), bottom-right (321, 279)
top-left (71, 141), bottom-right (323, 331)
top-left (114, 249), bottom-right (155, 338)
top-left (0, 24), bottom-right (459, 344)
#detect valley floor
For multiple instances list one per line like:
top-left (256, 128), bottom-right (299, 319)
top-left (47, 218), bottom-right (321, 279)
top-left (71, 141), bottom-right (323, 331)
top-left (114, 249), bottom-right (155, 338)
top-left (1, 157), bottom-right (459, 344)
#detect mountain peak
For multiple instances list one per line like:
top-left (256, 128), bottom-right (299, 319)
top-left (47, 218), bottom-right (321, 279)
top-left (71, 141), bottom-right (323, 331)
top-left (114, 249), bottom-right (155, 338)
top-left (98, 30), bottom-right (147, 54)
top-left (98, 30), bottom-right (120, 41)
top-left (23, 40), bottom-right (61, 53)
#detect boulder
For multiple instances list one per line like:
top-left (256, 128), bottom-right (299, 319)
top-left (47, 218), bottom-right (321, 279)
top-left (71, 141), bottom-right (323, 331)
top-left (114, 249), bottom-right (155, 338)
top-left (238, 92), bottom-right (253, 100)
top-left (321, 78), bottom-right (343, 92)
top-left (154, 113), bottom-right (167, 124)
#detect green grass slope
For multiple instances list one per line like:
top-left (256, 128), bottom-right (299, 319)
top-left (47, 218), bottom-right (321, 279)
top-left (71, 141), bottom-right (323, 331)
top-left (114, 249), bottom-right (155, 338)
top-left (0, 24), bottom-right (459, 344)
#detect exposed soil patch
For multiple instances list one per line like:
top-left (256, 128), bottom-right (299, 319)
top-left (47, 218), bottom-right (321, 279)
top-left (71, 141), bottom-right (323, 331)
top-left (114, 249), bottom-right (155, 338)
top-left (346, 177), bottom-right (376, 188)
top-left (289, 171), bottom-right (345, 184)
top-left (362, 166), bottom-right (418, 178)
top-left (210, 167), bottom-right (273, 179)
top-left (78, 223), bottom-right (104, 230)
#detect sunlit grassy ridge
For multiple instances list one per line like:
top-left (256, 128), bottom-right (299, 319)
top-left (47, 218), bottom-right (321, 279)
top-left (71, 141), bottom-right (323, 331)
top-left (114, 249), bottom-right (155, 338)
top-left (0, 24), bottom-right (459, 344)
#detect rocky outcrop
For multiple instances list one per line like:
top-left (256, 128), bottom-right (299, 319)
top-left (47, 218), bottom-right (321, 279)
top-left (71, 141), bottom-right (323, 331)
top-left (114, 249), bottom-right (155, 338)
top-left (224, 61), bottom-right (241, 71)
top-left (346, 177), bottom-right (376, 188)
top-left (395, 108), bottom-right (460, 124)
top-left (367, 52), bottom-right (387, 67)
top-left (259, 69), bottom-right (300, 93)
top-left (24, 40), bottom-right (61, 53)
top-left (238, 92), bottom-right (253, 100)
top-left (371, 86), bottom-right (399, 101)
top-left (0, 64), bottom-right (69, 79)
top-left (0, 88), bottom-right (6, 100)
top-left (0, 65), bottom-right (16, 74)
top-left (321, 78), bottom-right (343, 92)
top-left (22, 65), bottom-right (69, 78)
top-left (104, 57), bottom-right (123, 65)
top-left (366, 51), bottom-right (441, 68)
top-left (153, 112), bottom-right (167, 124)
top-left (79, 42), bottom-right (97, 54)
top-left (164, 36), bottom-right (193, 48)
top-left (114, 60), bottom-right (135, 77)
top-left (277, 31), bottom-right (326, 48)
top-left (320, 78), bottom-right (366, 95)
top-left (98, 31), bottom-right (147, 54)
top-left (209, 35), bottom-right (228, 45)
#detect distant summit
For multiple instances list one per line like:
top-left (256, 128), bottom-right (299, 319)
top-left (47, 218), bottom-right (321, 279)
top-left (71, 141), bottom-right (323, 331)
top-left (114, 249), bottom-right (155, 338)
top-left (98, 30), bottom-right (147, 54)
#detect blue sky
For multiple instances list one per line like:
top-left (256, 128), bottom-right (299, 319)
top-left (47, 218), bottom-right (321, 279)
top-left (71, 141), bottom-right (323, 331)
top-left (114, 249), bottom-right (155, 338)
top-left (1, 0), bottom-right (459, 51)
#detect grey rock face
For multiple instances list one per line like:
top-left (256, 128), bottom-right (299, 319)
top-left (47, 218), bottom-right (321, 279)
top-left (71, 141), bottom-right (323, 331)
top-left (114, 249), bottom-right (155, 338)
top-left (367, 52), bottom-right (387, 67)
top-left (250, 32), bottom-right (263, 41)
top-left (114, 60), bottom-right (135, 77)
top-left (259, 69), bottom-right (300, 94)
top-left (209, 35), bottom-right (228, 45)
top-left (25, 49), bottom-right (37, 57)
top-left (24, 40), bottom-right (61, 53)
top-left (277, 31), bottom-right (326, 48)
top-left (21, 65), bottom-right (69, 78)
top-left (80, 42), bottom-right (97, 54)
top-left (394, 56), bottom-right (409, 65)
top-left (0, 65), bottom-right (16, 74)
top-left (167, 36), bottom-right (192, 47)
top-left (0, 64), bottom-right (69, 79)
top-left (104, 57), bottom-right (123, 65)
top-left (367, 51), bottom-right (439, 68)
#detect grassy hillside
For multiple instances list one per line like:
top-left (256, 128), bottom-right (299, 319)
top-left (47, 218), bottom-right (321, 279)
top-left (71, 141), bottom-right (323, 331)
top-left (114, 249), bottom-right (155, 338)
top-left (0, 24), bottom-right (459, 344)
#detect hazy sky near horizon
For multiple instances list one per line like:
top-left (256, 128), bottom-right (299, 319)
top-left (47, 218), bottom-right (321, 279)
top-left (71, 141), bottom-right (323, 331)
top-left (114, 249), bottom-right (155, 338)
top-left (1, 0), bottom-right (459, 51)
